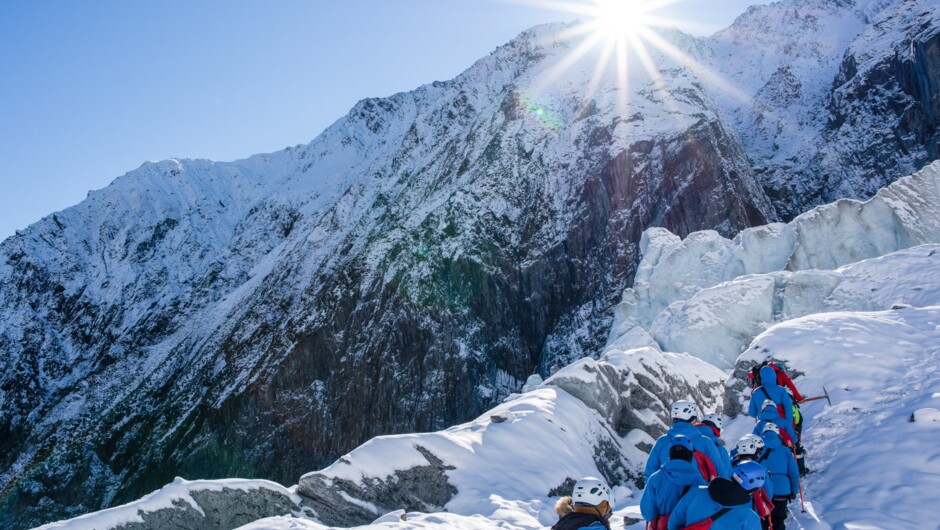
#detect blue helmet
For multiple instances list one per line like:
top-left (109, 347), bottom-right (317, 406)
top-left (670, 435), bottom-right (694, 452)
top-left (669, 434), bottom-right (694, 462)
top-left (731, 461), bottom-right (766, 491)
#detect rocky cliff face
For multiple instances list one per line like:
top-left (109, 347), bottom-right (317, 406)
top-left (1, 1), bottom-right (938, 528)
top-left (708, 0), bottom-right (939, 217)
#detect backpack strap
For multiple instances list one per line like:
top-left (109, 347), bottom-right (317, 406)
top-left (711, 508), bottom-right (732, 522)
top-left (680, 507), bottom-right (732, 530)
top-left (759, 386), bottom-right (772, 403)
top-left (758, 448), bottom-right (772, 463)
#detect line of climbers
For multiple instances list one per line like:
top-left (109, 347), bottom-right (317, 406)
top-left (551, 360), bottom-right (810, 530)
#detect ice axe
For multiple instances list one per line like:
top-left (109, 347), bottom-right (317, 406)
top-left (798, 386), bottom-right (831, 406)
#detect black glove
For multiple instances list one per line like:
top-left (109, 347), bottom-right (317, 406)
top-left (789, 494), bottom-right (797, 502)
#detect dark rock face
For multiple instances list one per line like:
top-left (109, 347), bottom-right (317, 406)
top-left (772, 2), bottom-right (940, 218)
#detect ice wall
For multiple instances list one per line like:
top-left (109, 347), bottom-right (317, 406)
top-left (610, 161), bottom-right (940, 366)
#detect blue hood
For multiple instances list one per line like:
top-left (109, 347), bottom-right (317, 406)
top-left (762, 431), bottom-right (784, 449)
top-left (663, 459), bottom-right (706, 487)
top-left (760, 365), bottom-right (780, 389)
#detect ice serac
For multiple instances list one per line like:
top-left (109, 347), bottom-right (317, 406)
top-left (613, 160), bottom-right (940, 348)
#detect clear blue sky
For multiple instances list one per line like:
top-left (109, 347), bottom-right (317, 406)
top-left (0, 0), bottom-right (769, 240)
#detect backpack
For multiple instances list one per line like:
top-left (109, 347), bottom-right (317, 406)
top-left (680, 507), bottom-right (731, 530)
top-left (753, 487), bottom-right (775, 520)
top-left (648, 486), bottom-right (693, 530)
top-left (693, 451), bottom-right (719, 482)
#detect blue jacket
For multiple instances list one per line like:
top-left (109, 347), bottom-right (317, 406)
top-left (667, 480), bottom-right (761, 530)
top-left (696, 424), bottom-right (733, 478)
top-left (641, 459), bottom-right (706, 522)
top-left (752, 401), bottom-right (797, 442)
top-left (748, 366), bottom-right (794, 430)
top-left (645, 421), bottom-right (729, 480)
top-left (757, 432), bottom-right (800, 497)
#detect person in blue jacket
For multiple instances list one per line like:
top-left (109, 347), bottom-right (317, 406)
top-left (641, 435), bottom-right (706, 529)
top-left (645, 400), bottom-right (727, 481)
top-left (667, 461), bottom-right (765, 530)
top-left (748, 365), bottom-right (794, 437)
top-left (758, 423), bottom-right (800, 530)
top-left (696, 413), bottom-right (733, 478)
top-left (753, 400), bottom-right (797, 444)
top-left (732, 435), bottom-right (776, 528)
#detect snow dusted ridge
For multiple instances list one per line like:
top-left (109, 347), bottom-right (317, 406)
top-left (34, 478), bottom-right (309, 530)
top-left (611, 160), bottom-right (940, 367)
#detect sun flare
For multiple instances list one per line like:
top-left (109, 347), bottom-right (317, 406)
top-left (591, 0), bottom-right (653, 43)
top-left (500, 0), bottom-right (744, 123)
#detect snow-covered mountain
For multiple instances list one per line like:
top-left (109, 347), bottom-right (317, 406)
top-left (36, 162), bottom-right (940, 530)
top-left (2, 0), bottom-right (938, 527)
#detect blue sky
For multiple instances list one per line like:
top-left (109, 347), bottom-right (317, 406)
top-left (0, 0), bottom-right (769, 240)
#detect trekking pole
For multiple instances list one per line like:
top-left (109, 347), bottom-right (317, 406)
top-left (791, 446), bottom-right (807, 513)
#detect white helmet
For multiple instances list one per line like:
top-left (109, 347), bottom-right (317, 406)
top-left (572, 477), bottom-right (613, 508)
top-left (762, 422), bottom-right (780, 435)
top-left (735, 434), bottom-right (765, 456)
top-left (761, 399), bottom-right (777, 412)
top-left (702, 413), bottom-right (723, 431)
top-left (671, 400), bottom-right (700, 422)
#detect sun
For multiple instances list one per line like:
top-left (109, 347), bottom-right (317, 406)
top-left (502, 0), bottom-right (744, 122)
top-left (590, 0), bottom-right (654, 43)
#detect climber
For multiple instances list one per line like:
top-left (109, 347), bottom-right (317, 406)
top-left (753, 400), bottom-right (797, 446)
top-left (696, 413), bottom-right (733, 478)
top-left (731, 435), bottom-right (776, 529)
top-left (748, 366), bottom-right (795, 437)
top-left (749, 361), bottom-right (804, 439)
top-left (552, 477), bottom-right (614, 530)
top-left (757, 423), bottom-right (800, 530)
top-left (641, 435), bottom-right (707, 530)
top-left (645, 400), bottom-right (727, 481)
top-left (667, 461), bottom-right (766, 530)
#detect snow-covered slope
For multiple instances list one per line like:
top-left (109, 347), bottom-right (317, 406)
top-left (729, 307), bottom-right (940, 529)
top-left (3, 0), bottom-right (940, 527)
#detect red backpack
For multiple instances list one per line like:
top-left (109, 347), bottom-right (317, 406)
top-left (693, 451), bottom-right (719, 482)
top-left (648, 485), bottom-right (695, 530)
top-left (753, 487), bottom-right (775, 521)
